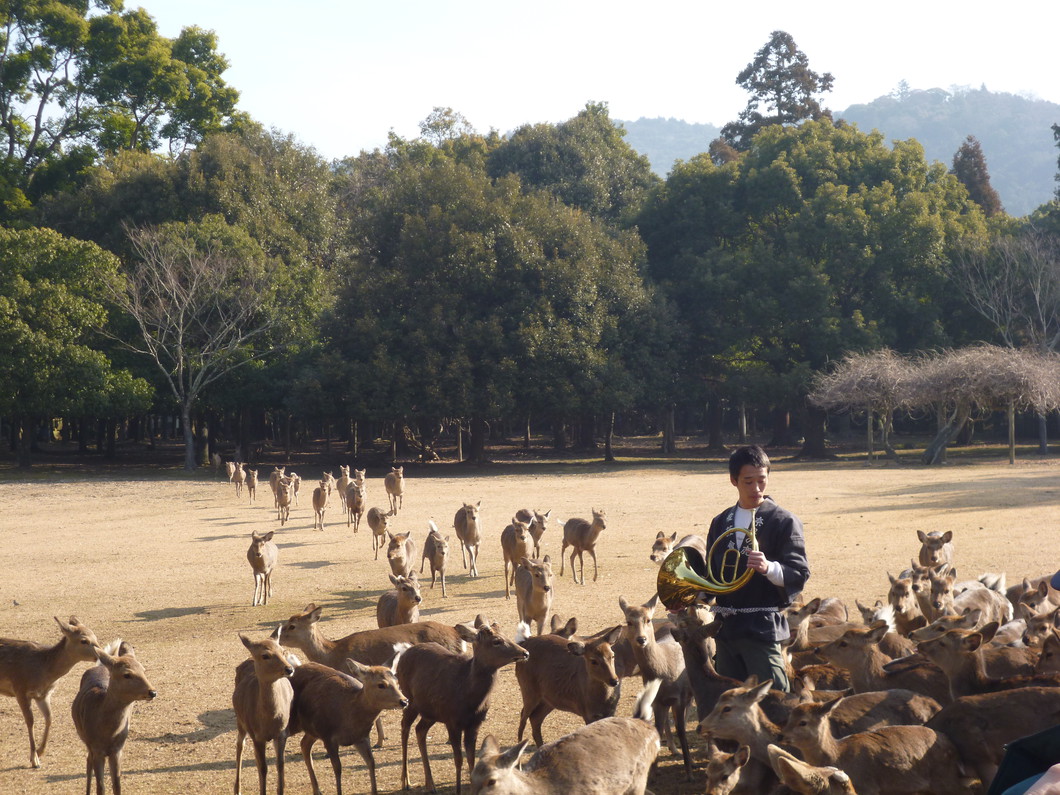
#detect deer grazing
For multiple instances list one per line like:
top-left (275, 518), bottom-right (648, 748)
top-left (376, 573), bottom-right (422, 628)
top-left (397, 617), bottom-right (528, 795)
top-left (232, 630), bottom-right (295, 795)
top-left (561, 509), bottom-right (606, 584)
top-left (247, 530), bottom-right (278, 607)
top-left (500, 516), bottom-right (533, 599)
top-left (71, 640), bottom-right (157, 795)
top-left (469, 681), bottom-right (661, 795)
top-left (367, 507), bottom-right (392, 560)
top-left (384, 466), bottom-right (405, 514)
top-left (420, 519), bottom-right (450, 597)
top-left (515, 508), bottom-right (551, 558)
top-left (514, 623), bottom-right (623, 746)
top-left (454, 501), bottom-right (483, 577)
top-left (288, 658), bottom-right (408, 795)
top-left (0, 616), bottom-right (101, 768)
top-left (514, 556), bottom-right (554, 636)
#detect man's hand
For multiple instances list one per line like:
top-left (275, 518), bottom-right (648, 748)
top-left (746, 550), bottom-right (770, 574)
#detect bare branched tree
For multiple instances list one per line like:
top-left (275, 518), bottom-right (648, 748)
top-left (809, 349), bottom-right (911, 461)
top-left (110, 222), bottom-right (279, 470)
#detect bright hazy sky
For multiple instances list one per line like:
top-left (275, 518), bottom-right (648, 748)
top-left (136, 0), bottom-right (1059, 161)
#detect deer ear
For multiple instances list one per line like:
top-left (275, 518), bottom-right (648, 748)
top-left (496, 740), bottom-right (530, 770)
top-left (239, 633), bottom-right (253, 650)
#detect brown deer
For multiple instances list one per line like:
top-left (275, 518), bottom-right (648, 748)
top-left (927, 565), bottom-right (1011, 625)
top-left (454, 501), bottom-right (482, 577)
top-left (288, 659), bottom-right (407, 795)
top-left (247, 530), bottom-right (278, 607)
top-left (311, 478), bottom-right (329, 531)
top-left (232, 631), bottom-right (295, 795)
top-left (885, 572), bottom-right (929, 636)
top-left (376, 573), bottom-right (422, 628)
top-left (245, 468), bottom-right (258, 503)
top-left (500, 516), bottom-right (533, 598)
top-left (469, 683), bottom-right (660, 795)
top-left (397, 617), bottom-right (527, 795)
top-left (334, 464), bottom-right (351, 510)
top-left (1007, 574), bottom-right (1060, 612)
top-left (420, 520), bottom-right (449, 597)
top-left (916, 529), bottom-right (954, 567)
top-left (515, 508), bottom-right (551, 558)
top-left (366, 506), bottom-right (392, 560)
top-left (71, 641), bottom-right (157, 795)
top-left (269, 466), bottom-right (286, 508)
top-left (385, 530), bottom-right (416, 578)
top-left (767, 743), bottom-right (858, 795)
top-left (514, 623), bottom-right (623, 746)
top-left (0, 615), bottom-right (100, 768)
top-left (384, 466), bottom-right (404, 514)
top-left (514, 556), bottom-right (554, 636)
top-left (345, 480), bottom-right (366, 532)
top-left (618, 594), bottom-right (693, 778)
top-left (1022, 604), bottom-right (1060, 646)
top-left (560, 508), bottom-right (606, 584)
top-left (233, 462), bottom-right (247, 496)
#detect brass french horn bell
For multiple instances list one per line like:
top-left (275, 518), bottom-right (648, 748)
top-left (656, 509), bottom-right (759, 610)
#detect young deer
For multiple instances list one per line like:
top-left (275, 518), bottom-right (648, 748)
top-left (514, 556), bottom-right (554, 636)
top-left (232, 630), bottom-right (295, 795)
top-left (397, 617), bottom-right (528, 795)
top-left (454, 501), bottom-right (482, 577)
top-left (269, 466), bottom-right (286, 508)
top-left (500, 516), bottom-right (533, 598)
top-left (916, 529), bottom-right (954, 567)
top-left (384, 466), bottom-right (404, 514)
top-left (275, 478), bottom-right (293, 526)
top-left (561, 509), bottom-right (606, 584)
top-left (245, 468), bottom-right (258, 503)
top-left (515, 508), bottom-right (551, 558)
top-left (385, 530), bottom-right (416, 578)
top-left (514, 623), bottom-right (623, 746)
top-left (0, 616), bottom-right (101, 768)
top-left (334, 464), bottom-right (351, 510)
top-left (288, 659), bottom-right (407, 795)
top-left (778, 693), bottom-right (970, 795)
top-left (311, 478), bottom-right (329, 531)
top-left (71, 641), bottom-right (157, 795)
top-left (470, 681), bottom-right (661, 795)
top-left (420, 520), bottom-right (449, 597)
top-left (376, 573), bottom-right (422, 628)
top-left (345, 480), bottom-right (366, 532)
top-left (233, 462), bottom-right (247, 497)
top-left (247, 530), bottom-right (278, 607)
top-left (367, 507), bottom-right (392, 560)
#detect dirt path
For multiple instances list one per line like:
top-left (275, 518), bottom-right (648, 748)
top-left (0, 459), bottom-right (1056, 794)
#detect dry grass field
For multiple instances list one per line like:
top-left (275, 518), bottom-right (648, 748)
top-left (1, 453), bottom-right (1058, 794)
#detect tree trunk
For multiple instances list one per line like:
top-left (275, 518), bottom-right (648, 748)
top-left (737, 402), bottom-right (747, 443)
top-left (769, 407), bottom-right (794, 447)
top-left (524, 415), bottom-right (531, 450)
top-left (661, 405), bottom-right (676, 454)
top-left (17, 415), bottom-right (32, 468)
top-left (866, 409), bottom-right (875, 463)
top-left (181, 403), bottom-right (197, 470)
top-left (468, 416), bottom-right (488, 462)
top-left (796, 405), bottom-right (831, 458)
top-left (1008, 401), bottom-right (1016, 465)
top-left (604, 411), bottom-right (616, 462)
top-left (105, 418), bottom-right (117, 459)
top-left (706, 398), bottom-right (725, 451)
top-left (1037, 413), bottom-right (1048, 455)
top-left (578, 414), bottom-right (597, 450)
top-left (455, 420), bottom-right (463, 462)
top-left (922, 402), bottom-right (970, 465)
top-left (552, 420), bottom-right (568, 451)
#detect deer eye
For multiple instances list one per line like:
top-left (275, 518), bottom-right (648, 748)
top-left (123, 673), bottom-right (133, 679)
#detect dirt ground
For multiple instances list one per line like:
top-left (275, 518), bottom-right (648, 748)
top-left (0, 456), bottom-right (1057, 794)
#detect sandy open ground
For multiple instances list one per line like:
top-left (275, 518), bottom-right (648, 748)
top-left (1, 457), bottom-right (1057, 794)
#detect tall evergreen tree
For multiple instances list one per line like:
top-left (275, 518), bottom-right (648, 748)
top-left (952, 135), bottom-right (1003, 216)
top-left (719, 31), bottom-right (833, 152)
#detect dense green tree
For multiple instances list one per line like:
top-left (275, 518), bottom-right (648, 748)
top-left (952, 135), bottom-right (1003, 217)
top-left (0, 226), bottom-right (151, 466)
top-left (719, 31), bottom-right (833, 152)
top-left (487, 102), bottom-right (659, 223)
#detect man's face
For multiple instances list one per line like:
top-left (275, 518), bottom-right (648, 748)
top-left (731, 464), bottom-right (768, 510)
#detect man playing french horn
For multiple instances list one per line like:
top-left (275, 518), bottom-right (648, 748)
top-left (703, 444), bottom-right (809, 691)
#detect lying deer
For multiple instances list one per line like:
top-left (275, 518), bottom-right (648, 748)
top-left (0, 615), bottom-right (100, 768)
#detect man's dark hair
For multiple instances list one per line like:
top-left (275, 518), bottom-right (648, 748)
top-left (728, 444), bottom-right (771, 479)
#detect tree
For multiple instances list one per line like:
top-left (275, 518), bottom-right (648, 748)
top-left (110, 216), bottom-right (284, 470)
top-left (719, 31), bottom-right (833, 151)
top-left (0, 226), bottom-right (151, 466)
top-left (419, 107), bottom-right (476, 145)
top-left (951, 136), bottom-right (1003, 217)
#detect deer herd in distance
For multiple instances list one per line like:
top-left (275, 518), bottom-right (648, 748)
top-left (4, 462), bottom-right (1060, 794)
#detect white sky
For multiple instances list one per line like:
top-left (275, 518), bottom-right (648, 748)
top-left (136, 0), bottom-right (1060, 161)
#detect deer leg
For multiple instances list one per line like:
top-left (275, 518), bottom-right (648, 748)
top-left (374, 715), bottom-right (385, 748)
top-left (529, 702), bottom-right (554, 748)
top-left (400, 707), bottom-right (417, 790)
top-left (107, 749), bottom-right (122, 795)
top-left (34, 693), bottom-right (52, 760)
top-left (560, 541), bottom-right (568, 575)
top-left (324, 739), bottom-right (343, 795)
top-left (15, 692), bottom-right (38, 768)
top-left (415, 716), bottom-right (437, 792)
top-left (447, 725), bottom-right (464, 795)
top-left (673, 703), bottom-right (693, 780)
top-left (589, 548), bottom-right (599, 582)
top-left (234, 728), bottom-right (246, 794)
top-left (351, 738), bottom-right (378, 795)
top-left (300, 734), bottom-right (322, 795)
top-left (252, 739), bottom-right (268, 795)
top-left (273, 734), bottom-right (287, 795)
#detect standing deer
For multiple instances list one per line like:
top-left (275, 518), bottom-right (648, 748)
top-left (0, 616), bottom-right (101, 768)
top-left (515, 508), bottom-right (551, 558)
top-left (311, 478), bottom-right (329, 531)
top-left (385, 466), bottom-right (405, 514)
top-left (500, 516), bottom-right (533, 598)
top-left (376, 574), bottom-right (422, 628)
top-left (420, 520), bottom-right (450, 598)
top-left (346, 480), bottom-right (366, 532)
top-left (561, 509), bottom-right (606, 584)
top-left (245, 469), bottom-right (258, 503)
top-left (248, 531), bottom-right (278, 607)
top-left (385, 531), bottom-right (417, 579)
top-left (269, 467), bottom-right (286, 509)
top-left (454, 501), bottom-right (482, 578)
top-left (233, 463), bottom-right (247, 497)
top-left (398, 617), bottom-right (527, 795)
top-left (275, 478), bottom-right (293, 526)
top-left (71, 641), bottom-right (157, 795)
top-left (232, 630), bottom-right (295, 795)
top-left (367, 507), bottom-right (392, 560)
top-left (514, 556), bottom-right (554, 636)
top-left (334, 464), bottom-right (351, 510)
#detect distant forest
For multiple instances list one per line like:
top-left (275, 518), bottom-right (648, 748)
top-left (619, 86), bottom-right (1060, 217)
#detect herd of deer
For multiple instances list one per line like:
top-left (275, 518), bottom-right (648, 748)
top-left (7, 469), bottom-right (1060, 794)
